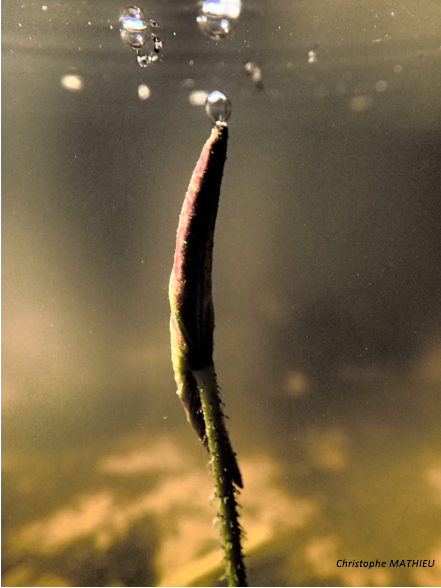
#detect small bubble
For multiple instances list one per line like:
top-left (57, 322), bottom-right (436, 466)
top-left (349, 95), bottom-right (373, 111)
top-left (120, 28), bottom-right (148, 49)
top-left (153, 36), bottom-right (163, 53)
top-left (244, 62), bottom-right (261, 82)
top-left (197, 0), bottom-right (242, 40)
top-left (394, 64), bottom-right (403, 74)
top-left (244, 61), bottom-right (263, 89)
top-left (189, 90), bottom-right (209, 106)
top-left (60, 74), bottom-right (84, 92)
top-left (138, 84), bottom-right (150, 100)
top-left (205, 91), bottom-right (231, 124)
top-left (375, 80), bottom-right (388, 92)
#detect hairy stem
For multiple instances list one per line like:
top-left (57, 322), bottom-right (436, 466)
top-left (194, 365), bottom-right (248, 587)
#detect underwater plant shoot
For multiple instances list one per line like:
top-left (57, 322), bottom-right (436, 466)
top-left (169, 101), bottom-right (247, 587)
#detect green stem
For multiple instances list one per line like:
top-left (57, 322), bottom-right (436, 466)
top-left (194, 364), bottom-right (248, 587)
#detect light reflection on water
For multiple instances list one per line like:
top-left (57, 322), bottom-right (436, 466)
top-left (2, 0), bottom-right (441, 586)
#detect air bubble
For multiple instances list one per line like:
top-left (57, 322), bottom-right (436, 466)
top-left (120, 5), bottom-right (163, 67)
top-left (120, 5), bottom-right (146, 22)
top-left (205, 91), bottom-right (231, 124)
top-left (120, 28), bottom-right (149, 49)
top-left (375, 80), bottom-right (388, 92)
top-left (60, 74), bottom-right (84, 92)
top-left (197, 0), bottom-right (242, 40)
top-left (138, 84), bottom-right (151, 100)
top-left (153, 36), bottom-right (163, 52)
top-left (120, 5), bottom-right (149, 49)
top-left (189, 90), bottom-right (209, 106)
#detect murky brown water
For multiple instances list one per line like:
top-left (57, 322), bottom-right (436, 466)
top-left (2, 0), bottom-right (441, 586)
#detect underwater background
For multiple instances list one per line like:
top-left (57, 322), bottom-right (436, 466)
top-left (2, 0), bottom-right (441, 586)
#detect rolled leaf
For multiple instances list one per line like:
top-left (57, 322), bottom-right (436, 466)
top-left (169, 123), bottom-right (242, 488)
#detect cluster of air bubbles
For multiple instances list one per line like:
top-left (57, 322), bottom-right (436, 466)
top-left (137, 52), bottom-right (158, 67)
top-left (205, 91), bottom-right (231, 124)
top-left (119, 5), bottom-right (163, 67)
top-left (197, 0), bottom-right (242, 40)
